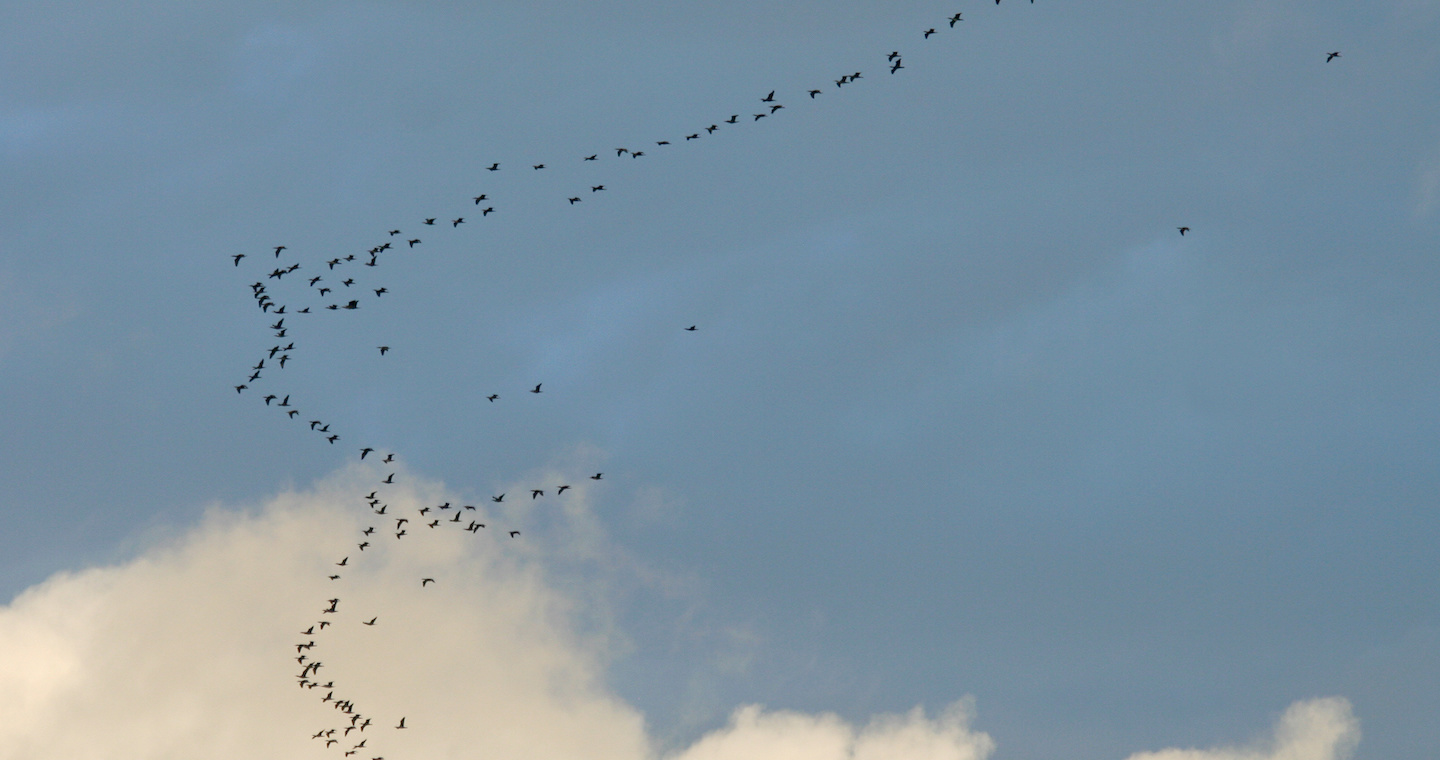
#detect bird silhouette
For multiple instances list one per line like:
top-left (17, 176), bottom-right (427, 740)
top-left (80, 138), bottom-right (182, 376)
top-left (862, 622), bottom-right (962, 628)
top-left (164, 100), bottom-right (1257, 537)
top-left (487, 163), bottom-right (500, 171)
top-left (378, 346), bottom-right (389, 355)
top-left (1327, 51), bottom-right (1341, 62)
top-left (1178, 227), bottom-right (1190, 236)
top-left (531, 384), bottom-right (542, 393)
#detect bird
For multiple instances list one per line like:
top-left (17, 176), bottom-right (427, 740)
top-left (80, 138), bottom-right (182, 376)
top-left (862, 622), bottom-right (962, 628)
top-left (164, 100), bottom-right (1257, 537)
top-left (328, 574), bottom-right (340, 580)
top-left (887, 51), bottom-right (900, 61)
top-left (706, 124), bottom-right (718, 133)
top-left (891, 61), bottom-right (904, 73)
top-left (421, 578), bottom-right (434, 586)
top-left (533, 164), bottom-right (545, 170)
top-left (569, 197), bottom-right (581, 204)
top-left (288, 410), bottom-right (300, 418)
top-left (762, 90), bottom-right (776, 102)
top-left (235, 384), bottom-right (247, 393)
top-left (264, 394), bottom-right (277, 405)
top-left (361, 448), bottom-right (374, 459)
top-left (1326, 51), bottom-right (1341, 62)
top-left (487, 394), bottom-right (499, 402)
top-left (1178, 227), bottom-right (1190, 236)
top-left (388, 229), bottom-right (400, 235)
top-left (656, 140), bottom-right (670, 146)
top-left (337, 557), bottom-right (348, 566)
top-left (808, 89), bottom-right (821, 98)
top-left (592, 185), bottom-right (605, 192)
top-left (473, 195), bottom-right (487, 204)
top-left (531, 489), bottom-right (544, 499)
top-left (924, 28), bottom-right (936, 38)
top-left (726, 115), bottom-right (739, 123)
top-left (492, 493), bottom-right (505, 502)
top-left (557, 485), bottom-right (570, 494)
top-left (591, 473), bottom-right (603, 480)
top-left (358, 541), bottom-right (369, 550)
top-left (408, 239), bottom-right (420, 248)
top-left (378, 346), bottom-right (389, 355)
top-left (632, 151), bottom-right (644, 158)
top-left (685, 325), bottom-right (697, 331)
top-left (343, 278), bottom-right (355, 286)
top-left (770, 105), bottom-right (784, 113)
top-left (509, 530), bottom-right (521, 538)
top-left (382, 453), bottom-right (394, 463)
top-left (382, 473), bottom-right (394, 484)
top-left (327, 435), bottom-right (339, 444)
top-left (374, 287), bottom-right (387, 297)
top-left (232, 254), bottom-right (245, 266)
top-left (482, 207), bottom-right (495, 216)
top-left (363, 527), bottom-right (374, 535)
top-left (487, 162), bottom-right (500, 171)
top-left (950, 13), bottom-right (963, 26)
top-left (754, 113), bottom-right (766, 121)
top-left (452, 218), bottom-right (464, 227)
top-left (530, 384), bottom-right (542, 393)
top-left (274, 245), bottom-right (287, 257)
top-left (396, 718), bottom-right (406, 729)
top-left (616, 147), bottom-right (629, 156)
top-left (423, 218), bottom-right (436, 225)
top-left (584, 154), bottom-right (597, 161)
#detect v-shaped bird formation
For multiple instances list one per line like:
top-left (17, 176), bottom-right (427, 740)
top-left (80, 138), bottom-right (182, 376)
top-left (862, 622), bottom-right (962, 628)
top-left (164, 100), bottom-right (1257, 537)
top-left (221, 4), bottom-right (1346, 756)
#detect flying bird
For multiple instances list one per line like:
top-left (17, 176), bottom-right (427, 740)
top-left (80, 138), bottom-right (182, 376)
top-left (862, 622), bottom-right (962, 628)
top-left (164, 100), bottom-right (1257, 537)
top-left (809, 89), bottom-right (821, 98)
top-left (569, 197), bottom-right (581, 204)
top-left (1178, 227), bottom-right (1190, 236)
top-left (487, 394), bottom-right (499, 402)
top-left (492, 493), bottom-right (505, 502)
top-left (1326, 51), bottom-right (1341, 62)
top-left (509, 530), bottom-right (521, 538)
top-left (378, 346), bottom-right (389, 355)
top-left (762, 90), bottom-right (776, 102)
top-left (421, 578), bottom-right (434, 586)
top-left (685, 325), bottom-right (697, 331)
top-left (473, 195), bottom-right (487, 204)
top-left (950, 13), bottom-right (963, 26)
top-left (274, 245), bottom-right (286, 257)
top-left (232, 254), bottom-right (245, 266)
top-left (531, 489), bottom-right (544, 499)
top-left (424, 218), bottom-right (435, 225)
top-left (361, 448), bottom-right (374, 459)
top-left (452, 218), bottom-right (464, 227)
top-left (924, 28), bottom-right (936, 38)
top-left (408, 239), bottom-right (420, 247)
top-left (533, 164), bottom-right (545, 170)
top-left (591, 473), bottom-right (603, 480)
top-left (487, 162), bottom-right (500, 171)
top-left (530, 384), bottom-right (542, 393)
top-left (584, 154), bottom-right (597, 161)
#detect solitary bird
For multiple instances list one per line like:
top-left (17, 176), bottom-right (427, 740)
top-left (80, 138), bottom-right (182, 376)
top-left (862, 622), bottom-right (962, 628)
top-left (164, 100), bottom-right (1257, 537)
top-left (374, 287), bottom-right (387, 297)
top-left (686, 325), bottom-right (697, 331)
top-left (533, 164), bottom-right (545, 170)
top-left (530, 384), bottom-right (542, 393)
top-left (487, 394), bottom-right (498, 402)
top-left (509, 530), bottom-right (521, 538)
top-left (421, 578), bottom-right (435, 586)
top-left (592, 185), bottom-right (605, 192)
top-left (487, 163), bottom-right (500, 171)
top-left (363, 617), bottom-right (376, 625)
top-left (1326, 51), bottom-right (1341, 62)
top-left (591, 473), bottom-right (603, 480)
top-left (336, 557), bottom-right (348, 566)
top-left (396, 718), bottom-right (406, 729)
top-left (584, 154), bottom-right (597, 161)
top-left (531, 489), bottom-right (544, 499)
top-left (492, 494), bottom-right (505, 502)
top-left (1178, 227), bottom-right (1190, 236)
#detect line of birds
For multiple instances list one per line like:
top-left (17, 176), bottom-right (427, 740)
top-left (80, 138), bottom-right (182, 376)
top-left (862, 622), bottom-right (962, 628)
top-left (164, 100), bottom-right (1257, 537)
top-left (225, 4), bottom-right (1346, 757)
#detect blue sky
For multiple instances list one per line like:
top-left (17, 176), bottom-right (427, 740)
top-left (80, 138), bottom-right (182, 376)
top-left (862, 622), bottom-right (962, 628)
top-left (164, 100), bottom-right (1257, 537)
top-left (1, 2), bottom-right (1436, 759)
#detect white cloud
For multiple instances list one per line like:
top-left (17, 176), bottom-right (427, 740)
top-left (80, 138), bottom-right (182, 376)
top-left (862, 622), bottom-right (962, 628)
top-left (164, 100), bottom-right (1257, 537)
top-left (1124, 698), bottom-right (1360, 760)
top-left (0, 465), bottom-right (1356, 760)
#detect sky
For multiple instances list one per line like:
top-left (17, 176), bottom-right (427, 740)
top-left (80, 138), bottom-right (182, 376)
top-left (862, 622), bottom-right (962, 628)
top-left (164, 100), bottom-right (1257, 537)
top-left (0, 1), bottom-right (1436, 759)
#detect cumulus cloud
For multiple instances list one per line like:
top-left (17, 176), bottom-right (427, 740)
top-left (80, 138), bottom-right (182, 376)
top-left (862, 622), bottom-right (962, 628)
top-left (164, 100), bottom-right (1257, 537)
top-left (0, 466), bottom-right (990, 760)
top-left (0, 465), bottom-right (1356, 760)
top-left (1124, 698), bottom-right (1360, 760)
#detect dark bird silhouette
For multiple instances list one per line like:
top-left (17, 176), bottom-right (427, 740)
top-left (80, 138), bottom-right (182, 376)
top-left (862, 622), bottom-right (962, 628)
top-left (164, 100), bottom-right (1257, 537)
top-left (592, 185), bottom-right (605, 192)
top-left (1178, 227), bottom-right (1190, 236)
top-left (482, 207), bottom-right (495, 216)
top-left (309, 276), bottom-right (322, 286)
top-left (888, 51), bottom-right (900, 61)
top-left (389, 229), bottom-right (400, 235)
top-left (274, 245), bottom-right (287, 257)
top-left (363, 527), bottom-right (374, 535)
top-left (770, 105), bottom-right (784, 113)
top-left (328, 574), bottom-right (340, 580)
top-left (264, 394), bottom-right (277, 406)
top-left (557, 485), bottom-right (570, 494)
top-left (509, 530), bottom-right (521, 537)
top-left (685, 325), bottom-right (697, 331)
top-left (249, 371), bottom-right (261, 382)
top-left (288, 410), bottom-right (300, 418)
top-left (487, 394), bottom-right (499, 402)
top-left (584, 154), bottom-right (597, 161)
top-left (343, 278), bottom-right (355, 287)
top-left (361, 448), bottom-right (374, 459)
top-left (726, 115), bottom-right (739, 123)
top-left (382, 473), bottom-right (394, 484)
top-left (452, 218), bottom-right (464, 227)
top-left (762, 90), bottom-right (776, 102)
top-left (591, 473), bottom-right (603, 480)
top-left (358, 541), bottom-right (369, 550)
top-left (235, 384), bottom-right (247, 393)
top-left (473, 195), bottom-right (487, 204)
top-left (422, 578), bottom-right (434, 586)
top-left (343, 300), bottom-right (359, 310)
top-left (533, 164), bottom-right (545, 170)
top-left (327, 258), bottom-right (340, 269)
top-left (487, 163), bottom-right (500, 171)
top-left (632, 151), bottom-right (644, 158)
top-left (950, 13), bottom-right (963, 26)
top-left (656, 140), bottom-right (670, 146)
top-left (492, 493), bottom-right (505, 502)
top-left (364, 617), bottom-right (377, 625)
top-left (383, 453), bottom-right (394, 463)
top-left (232, 254), bottom-right (245, 266)
top-left (809, 89), bottom-right (821, 98)
top-left (530, 384), bottom-right (542, 393)
top-left (754, 113), bottom-right (766, 121)
top-left (424, 218), bottom-right (436, 225)
top-left (924, 28), bottom-right (936, 38)
top-left (318, 288), bottom-right (331, 296)
top-left (706, 124), bottom-right (718, 132)
top-left (327, 435), bottom-right (339, 444)
top-left (616, 148), bottom-right (629, 156)
top-left (1327, 51), bottom-right (1341, 62)
top-left (279, 395), bottom-right (290, 407)
top-left (891, 61), bottom-right (904, 73)
top-left (686, 134), bottom-right (699, 140)
top-left (374, 287), bottom-right (387, 297)
top-left (569, 197), bottom-right (581, 204)
top-left (336, 557), bottom-right (348, 567)
top-left (531, 489), bottom-right (544, 499)
top-left (408, 239), bottom-right (420, 248)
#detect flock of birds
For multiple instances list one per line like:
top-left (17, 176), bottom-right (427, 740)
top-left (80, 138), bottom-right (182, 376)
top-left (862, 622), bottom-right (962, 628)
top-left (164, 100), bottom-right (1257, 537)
top-left (226, 5), bottom-right (1345, 757)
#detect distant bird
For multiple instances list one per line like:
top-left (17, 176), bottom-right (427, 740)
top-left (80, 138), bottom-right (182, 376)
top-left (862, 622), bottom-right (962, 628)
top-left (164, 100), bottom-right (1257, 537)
top-left (452, 218), bottom-right (464, 227)
top-left (408, 239), bottom-right (420, 248)
top-left (531, 489), bottom-right (544, 499)
top-left (361, 448), bottom-right (374, 459)
top-left (424, 218), bottom-right (436, 225)
top-left (656, 140), bottom-right (670, 146)
top-left (569, 197), bottom-right (581, 204)
top-left (891, 61), bottom-right (904, 73)
top-left (482, 207), bottom-right (495, 216)
top-left (616, 148), bottom-right (629, 156)
top-left (274, 245), bottom-right (287, 257)
top-left (382, 473), bottom-right (394, 484)
top-left (1178, 227), bottom-right (1190, 236)
top-left (632, 151), bottom-right (644, 158)
top-left (264, 394), bottom-right (277, 405)
top-left (343, 278), bottom-right (355, 286)
top-left (1326, 51), bottom-right (1341, 62)
top-left (487, 163), bottom-right (500, 171)
top-left (374, 288), bottom-right (387, 297)
top-left (389, 229), bottom-right (400, 236)
top-left (509, 530), bottom-right (521, 538)
top-left (309, 276), bottom-right (322, 286)
top-left (327, 435), bottom-right (339, 444)
top-left (726, 115), bottom-right (739, 123)
top-left (382, 453), bottom-right (393, 463)
top-left (329, 574), bottom-right (340, 580)
top-left (950, 13), bottom-right (963, 26)
top-left (235, 384), bottom-right (247, 393)
top-left (492, 493), bottom-right (505, 502)
top-left (887, 51), bottom-right (900, 61)
top-left (358, 541), bottom-right (369, 550)
top-left (762, 90), bottom-right (776, 102)
top-left (421, 578), bottom-right (434, 586)
top-left (327, 258), bottom-right (340, 269)
top-left (808, 89), bottom-right (821, 98)
top-left (473, 195), bottom-right (487, 204)
top-left (396, 718), bottom-right (406, 729)
top-left (530, 384), bottom-right (542, 393)
top-left (533, 164), bottom-right (545, 170)
top-left (557, 485), bottom-right (570, 494)
top-left (754, 113), bottom-right (766, 121)
top-left (288, 410), bottom-right (300, 418)
top-left (592, 185), bottom-right (605, 192)
top-left (487, 394), bottom-right (498, 402)
top-left (364, 617), bottom-right (376, 625)
top-left (337, 557), bottom-right (348, 566)
top-left (924, 28), bottom-right (936, 38)
top-left (685, 325), bottom-right (697, 331)
top-left (232, 254), bottom-right (245, 266)
top-left (584, 154), bottom-right (597, 161)
top-left (591, 472), bottom-right (603, 480)
top-left (706, 124), bottom-right (718, 133)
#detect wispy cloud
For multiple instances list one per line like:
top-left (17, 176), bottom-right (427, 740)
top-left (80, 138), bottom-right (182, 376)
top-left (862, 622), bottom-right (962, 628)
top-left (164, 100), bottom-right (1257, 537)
top-left (1124, 698), bottom-right (1360, 760)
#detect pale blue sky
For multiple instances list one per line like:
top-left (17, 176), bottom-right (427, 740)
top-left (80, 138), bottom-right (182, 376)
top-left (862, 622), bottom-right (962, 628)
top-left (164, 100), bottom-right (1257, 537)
top-left (1, 2), bottom-right (1437, 758)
